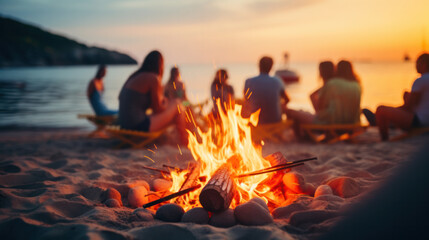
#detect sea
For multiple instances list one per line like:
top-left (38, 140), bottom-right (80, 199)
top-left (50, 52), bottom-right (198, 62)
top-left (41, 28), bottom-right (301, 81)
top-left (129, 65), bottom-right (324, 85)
top-left (0, 61), bottom-right (419, 130)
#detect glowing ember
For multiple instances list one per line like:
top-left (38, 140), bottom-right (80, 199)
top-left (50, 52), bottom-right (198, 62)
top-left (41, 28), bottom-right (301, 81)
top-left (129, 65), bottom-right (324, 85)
top-left (169, 100), bottom-right (279, 211)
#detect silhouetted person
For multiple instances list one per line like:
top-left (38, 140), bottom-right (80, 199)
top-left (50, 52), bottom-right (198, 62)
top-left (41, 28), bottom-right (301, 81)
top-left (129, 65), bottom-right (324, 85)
top-left (118, 50), bottom-right (188, 145)
top-left (310, 61), bottom-right (335, 112)
top-left (242, 56), bottom-right (289, 124)
top-left (87, 65), bottom-right (118, 116)
top-left (375, 53), bottom-right (429, 140)
top-left (211, 69), bottom-right (235, 117)
top-left (164, 66), bottom-right (187, 101)
top-left (286, 60), bottom-right (362, 138)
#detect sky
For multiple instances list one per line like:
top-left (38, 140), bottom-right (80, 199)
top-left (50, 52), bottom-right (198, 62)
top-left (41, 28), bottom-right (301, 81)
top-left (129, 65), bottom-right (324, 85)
top-left (1, 0), bottom-right (428, 64)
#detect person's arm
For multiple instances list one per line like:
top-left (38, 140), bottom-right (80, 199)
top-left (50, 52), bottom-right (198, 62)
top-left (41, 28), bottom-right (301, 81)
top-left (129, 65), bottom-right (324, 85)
top-left (151, 77), bottom-right (167, 113)
top-left (402, 78), bottom-right (423, 111)
top-left (402, 91), bottom-right (421, 111)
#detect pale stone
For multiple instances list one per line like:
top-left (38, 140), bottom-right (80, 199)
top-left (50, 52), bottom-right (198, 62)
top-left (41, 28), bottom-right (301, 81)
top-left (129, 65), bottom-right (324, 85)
top-left (327, 177), bottom-right (361, 198)
top-left (153, 179), bottom-right (172, 192)
top-left (128, 186), bottom-right (148, 208)
top-left (249, 197), bottom-right (269, 211)
top-left (234, 201), bottom-right (273, 226)
top-left (181, 207), bottom-right (209, 224)
top-left (133, 208), bottom-right (154, 221)
top-left (155, 203), bottom-right (184, 222)
top-left (314, 185), bottom-right (333, 198)
top-left (105, 188), bottom-right (122, 206)
top-left (209, 208), bottom-right (236, 228)
top-left (105, 198), bottom-right (121, 208)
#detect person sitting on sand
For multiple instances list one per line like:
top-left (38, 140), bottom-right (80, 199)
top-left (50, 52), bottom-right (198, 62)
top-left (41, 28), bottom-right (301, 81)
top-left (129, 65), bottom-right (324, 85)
top-left (374, 53), bottom-right (429, 141)
top-left (286, 60), bottom-right (362, 138)
top-left (310, 61), bottom-right (336, 113)
top-left (164, 66), bottom-right (187, 101)
top-left (211, 69), bottom-right (235, 117)
top-left (118, 50), bottom-right (188, 145)
top-left (87, 65), bottom-right (118, 116)
top-left (242, 56), bottom-right (290, 124)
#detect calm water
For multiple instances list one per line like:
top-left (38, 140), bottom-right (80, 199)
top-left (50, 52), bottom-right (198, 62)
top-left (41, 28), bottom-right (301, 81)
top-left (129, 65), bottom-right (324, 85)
top-left (0, 61), bottom-right (419, 129)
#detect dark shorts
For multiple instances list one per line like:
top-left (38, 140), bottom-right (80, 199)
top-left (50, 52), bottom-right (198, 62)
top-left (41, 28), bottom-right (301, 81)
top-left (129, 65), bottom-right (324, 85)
top-left (412, 114), bottom-right (421, 128)
top-left (136, 117), bottom-right (151, 132)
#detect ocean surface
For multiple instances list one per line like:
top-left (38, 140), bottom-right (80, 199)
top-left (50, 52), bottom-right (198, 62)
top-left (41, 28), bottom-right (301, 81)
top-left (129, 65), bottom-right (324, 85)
top-left (0, 61), bottom-right (419, 130)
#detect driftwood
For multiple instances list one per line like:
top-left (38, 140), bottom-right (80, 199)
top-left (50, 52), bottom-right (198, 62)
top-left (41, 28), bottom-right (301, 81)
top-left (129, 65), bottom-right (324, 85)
top-left (199, 163), bottom-right (236, 212)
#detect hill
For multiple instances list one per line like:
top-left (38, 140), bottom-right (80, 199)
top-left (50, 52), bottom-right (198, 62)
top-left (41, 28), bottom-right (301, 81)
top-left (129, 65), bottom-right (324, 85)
top-left (0, 16), bottom-right (137, 67)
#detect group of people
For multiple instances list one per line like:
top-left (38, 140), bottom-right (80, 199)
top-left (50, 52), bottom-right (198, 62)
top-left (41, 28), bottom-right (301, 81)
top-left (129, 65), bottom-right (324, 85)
top-left (87, 50), bottom-right (429, 142)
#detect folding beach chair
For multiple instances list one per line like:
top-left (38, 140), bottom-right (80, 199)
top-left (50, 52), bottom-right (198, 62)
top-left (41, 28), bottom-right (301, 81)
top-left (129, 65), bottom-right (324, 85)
top-left (251, 120), bottom-right (294, 143)
top-left (300, 123), bottom-right (368, 143)
top-left (390, 127), bottom-right (429, 141)
top-left (104, 125), bottom-right (169, 148)
top-left (77, 114), bottom-right (116, 138)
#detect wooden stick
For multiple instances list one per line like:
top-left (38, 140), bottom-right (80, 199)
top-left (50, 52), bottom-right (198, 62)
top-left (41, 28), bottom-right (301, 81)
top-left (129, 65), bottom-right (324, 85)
top-left (162, 164), bottom-right (185, 171)
top-left (262, 157), bottom-right (317, 171)
top-left (241, 156), bottom-right (317, 177)
top-left (143, 184), bottom-right (201, 208)
top-left (140, 165), bottom-right (170, 174)
top-left (235, 162), bottom-right (304, 178)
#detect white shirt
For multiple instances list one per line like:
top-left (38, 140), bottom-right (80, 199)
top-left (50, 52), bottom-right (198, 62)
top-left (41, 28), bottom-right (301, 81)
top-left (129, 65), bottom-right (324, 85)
top-left (411, 72), bottom-right (429, 126)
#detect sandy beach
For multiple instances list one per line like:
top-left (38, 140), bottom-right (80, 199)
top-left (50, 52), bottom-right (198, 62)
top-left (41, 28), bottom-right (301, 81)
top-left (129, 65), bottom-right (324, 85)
top-left (0, 127), bottom-right (427, 239)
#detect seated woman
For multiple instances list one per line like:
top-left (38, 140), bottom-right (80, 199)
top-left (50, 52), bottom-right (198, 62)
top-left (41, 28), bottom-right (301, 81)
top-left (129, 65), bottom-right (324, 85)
top-left (118, 50), bottom-right (188, 145)
top-left (310, 61), bottom-right (335, 112)
top-left (210, 69), bottom-right (235, 117)
top-left (164, 66), bottom-right (188, 101)
top-left (286, 60), bottom-right (362, 138)
top-left (87, 65), bottom-right (118, 116)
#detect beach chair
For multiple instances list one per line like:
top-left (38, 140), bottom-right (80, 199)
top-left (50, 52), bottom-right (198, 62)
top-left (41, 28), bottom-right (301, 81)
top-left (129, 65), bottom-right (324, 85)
top-left (390, 127), bottom-right (429, 141)
top-left (77, 114), bottom-right (116, 138)
top-left (251, 120), bottom-right (294, 143)
top-left (300, 123), bottom-right (368, 143)
top-left (104, 125), bottom-right (169, 148)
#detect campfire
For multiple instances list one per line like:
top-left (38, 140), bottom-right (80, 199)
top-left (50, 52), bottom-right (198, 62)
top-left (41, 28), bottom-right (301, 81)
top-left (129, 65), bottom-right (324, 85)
top-left (143, 101), bottom-right (316, 213)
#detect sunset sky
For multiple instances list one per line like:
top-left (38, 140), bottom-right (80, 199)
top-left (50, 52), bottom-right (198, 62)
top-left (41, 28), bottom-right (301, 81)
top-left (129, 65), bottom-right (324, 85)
top-left (1, 0), bottom-right (428, 64)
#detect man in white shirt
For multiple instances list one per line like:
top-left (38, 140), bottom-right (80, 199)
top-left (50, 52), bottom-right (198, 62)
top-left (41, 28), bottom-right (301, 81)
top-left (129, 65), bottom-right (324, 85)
top-left (376, 53), bottom-right (429, 140)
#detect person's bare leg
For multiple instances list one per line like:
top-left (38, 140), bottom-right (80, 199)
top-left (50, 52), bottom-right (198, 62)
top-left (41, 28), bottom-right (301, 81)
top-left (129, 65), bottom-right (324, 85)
top-left (375, 105), bottom-right (414, 141)
top-left (149, 100), bottom-right (188, 145)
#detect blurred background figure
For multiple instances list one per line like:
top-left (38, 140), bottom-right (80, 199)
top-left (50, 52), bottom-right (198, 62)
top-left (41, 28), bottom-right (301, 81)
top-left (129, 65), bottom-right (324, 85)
top-left (242, 56), bottom-right (289, 124)
top-left (374, 53), bottom-right (429, 141)
top-left (286, 60), bottom-right (362, 138)
top-left (164, 66), bottom-right (187, 101)
top-left (211, 69), bottom-right (235, 117)
top-left (310, 61), bottom-right (335, 112)
top-left (86, 65), bottom-right (118, 116)
top-left (118, 50), bottom-right (188, 145)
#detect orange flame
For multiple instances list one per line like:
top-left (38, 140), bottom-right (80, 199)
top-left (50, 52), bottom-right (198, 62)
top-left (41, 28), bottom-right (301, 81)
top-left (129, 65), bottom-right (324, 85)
top-left (169, 100), bottom-right (278, 211)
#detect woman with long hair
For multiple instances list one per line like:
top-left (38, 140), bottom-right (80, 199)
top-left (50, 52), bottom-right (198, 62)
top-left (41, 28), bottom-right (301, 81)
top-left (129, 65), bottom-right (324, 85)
top-left (87, 65), bottom-right (118, 116)
top-left (210, 69), bottom-right (235, 117)
top-left (118, 50), bottom-right (188, 144)
top-left (164, 66), bottom-right (187, 100)
top-left (310, 61), bottom-right (335, 112)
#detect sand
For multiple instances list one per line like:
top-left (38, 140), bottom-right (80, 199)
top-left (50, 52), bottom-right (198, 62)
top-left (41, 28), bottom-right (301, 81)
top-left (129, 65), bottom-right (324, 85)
top-left (0, 127), bottom-right (427, 239)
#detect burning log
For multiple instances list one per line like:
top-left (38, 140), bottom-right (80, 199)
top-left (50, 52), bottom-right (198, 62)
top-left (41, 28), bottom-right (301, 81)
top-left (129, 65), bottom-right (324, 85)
top-left (199, 163), bottom-right (236, 212)
top-left (175, 162), bottom-right (200, 204)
